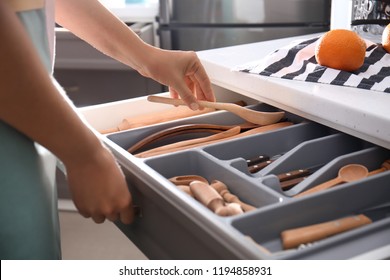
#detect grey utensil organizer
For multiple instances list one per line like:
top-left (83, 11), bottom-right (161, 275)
top-left (104, 103), bottom-right (390, 259)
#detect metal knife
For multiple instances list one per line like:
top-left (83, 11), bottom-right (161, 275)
top-left (281, 204), bottom-right (390, 250)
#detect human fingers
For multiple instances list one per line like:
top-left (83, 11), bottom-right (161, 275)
top-left (91, 214), bottom-right (106, 224)
top-left (119, 206), bottom-right (135, 224)
top-left (170, 79), bottom-right (199, 110)
top-left (192, 63), bottom-right (215, 102)
top-left (169, 86), bottom-right (179, 100)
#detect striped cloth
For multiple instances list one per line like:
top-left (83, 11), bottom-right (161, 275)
top-left (235, 36), bottom-right (390, 93)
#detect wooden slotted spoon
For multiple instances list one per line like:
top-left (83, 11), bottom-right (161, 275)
top-left (147, 95), bottom-right (285, 126)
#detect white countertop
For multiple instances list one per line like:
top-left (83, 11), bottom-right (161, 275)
top-left (197, 34), bottom-right (390, 149)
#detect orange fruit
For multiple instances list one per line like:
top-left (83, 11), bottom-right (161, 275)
top-left (315, 29), bottom-right (366, 72)
top-left (382, 23), bottom-right (390, 53)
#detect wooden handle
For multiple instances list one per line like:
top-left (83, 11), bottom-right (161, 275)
top-left (175, 185), bottom-right (194, 197)
top-left (189, 180), bottom-right (224, 209)
top-left (189, 181), bottom-right (242, 216)
top-left (211, 180), bottom-right (256, 212)
top-left (294, 177), bottom-right (342, 198)
top-left (280, 177), bottom-right (307, 191)
top-left (281, 214), bottom-right (372, 249)
top-left (248, 160), bottom-right (274, 173)
top-left (246, 154), bottom-right (270, 167)
top-left (148, 95), bottom-right (285, 126)
top-left (277, 169), bottom-right (312, 182)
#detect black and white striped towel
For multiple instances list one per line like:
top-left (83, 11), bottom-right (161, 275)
top-left (235, 36), bottom-right (390, 93)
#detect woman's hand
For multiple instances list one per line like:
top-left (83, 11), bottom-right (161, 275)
top-left (65, 145), bottom-right (134, 224)
top-left (139, 47), bottom-right (215, 110)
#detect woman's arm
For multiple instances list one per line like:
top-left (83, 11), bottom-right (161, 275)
top-left (55, 0), bottom-right (215, 109)
top-left (0, 1), bottom-right (134, 224)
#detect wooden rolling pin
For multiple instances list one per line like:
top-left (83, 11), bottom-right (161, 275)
top-left (189, 181), bottom-right (243, 216)
top-left (281, 215), bottom-right (372, 250)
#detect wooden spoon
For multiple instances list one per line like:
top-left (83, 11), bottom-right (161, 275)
top-left (294, 164), bottom-right (369, 198)
top-left (147, 95), bottom-right (285, 126)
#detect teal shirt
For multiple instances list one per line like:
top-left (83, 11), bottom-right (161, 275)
top-left (0, 8), bottom-right (61, 260)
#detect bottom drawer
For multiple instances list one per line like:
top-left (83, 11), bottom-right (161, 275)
top-left (80, 91), bottom-right (390, 259)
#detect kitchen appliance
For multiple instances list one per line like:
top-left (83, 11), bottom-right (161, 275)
top-left (158, 0), bottom-right (331, 51)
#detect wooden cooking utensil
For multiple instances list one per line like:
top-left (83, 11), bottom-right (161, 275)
top-left (147, 95), bottom-right (285, 126)
top-left (294, 164), bottom-right (369, 198)
top-left (127, 122), bottom-right (259, 154)
top-left (368, 159), bottom-right (390, 176)
top-left (211, 180), bottom-right (256, 212)
top-left (175, 185), bottom-right (194, 197)
top-left (136, 122), bottom-right (293, 158)
top-left (281, 214), bottom-right (372, 250)
top-left (281, 204), bottom-right (390, 249)
top-left (135, 126), bottom-right (241, 158)
top-left (189, 180), bottom-right (243, 216)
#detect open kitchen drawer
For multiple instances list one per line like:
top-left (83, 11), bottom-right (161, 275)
top-left (78, 85), bottom-right (390, 260)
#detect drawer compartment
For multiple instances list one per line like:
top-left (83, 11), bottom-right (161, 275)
top-left (144, 151), bottom-right (281, 211)
top-left (232, 172), bottom-right (390, 259)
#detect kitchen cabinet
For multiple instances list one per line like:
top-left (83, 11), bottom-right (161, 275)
top-left (77, 33), bottom-right (390, 259)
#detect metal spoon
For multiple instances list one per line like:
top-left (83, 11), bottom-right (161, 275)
top-left (147, 95), bottom-right (285, 126)
top-left (294, 164), bottom-right (369, 198)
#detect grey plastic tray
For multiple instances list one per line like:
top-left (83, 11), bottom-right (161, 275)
top-left (105, 103), bottom-right (390, 259)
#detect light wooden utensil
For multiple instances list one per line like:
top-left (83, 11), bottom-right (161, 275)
top-left (135, 126), bottom-right (241, 158)
top-left (281, 214), bottom-right (372, 249)
top-left (189, 181), bottom-right (243, 216)
top-left (136, 122), bottom-right (293, 158)
top-left (210, 180), bottom-right (256, 212)
top-left (147, 95), bottom-right (285, 126)
top-left (368, 159), bottom-right (390, 176)
top-left (294, 164), bottom-right (369, 198)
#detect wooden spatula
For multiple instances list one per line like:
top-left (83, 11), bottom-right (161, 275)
top-left (147, 95), bottom-right (285, 126)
